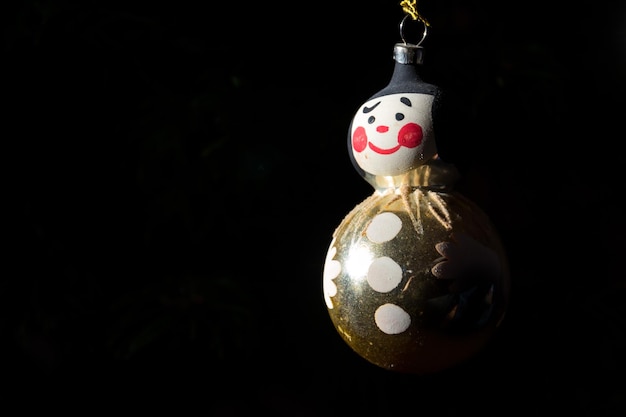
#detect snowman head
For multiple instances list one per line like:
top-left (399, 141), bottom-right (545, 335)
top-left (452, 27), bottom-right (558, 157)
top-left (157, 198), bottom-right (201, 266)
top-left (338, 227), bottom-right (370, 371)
top-left (349, 92), bottom-right (437, 178)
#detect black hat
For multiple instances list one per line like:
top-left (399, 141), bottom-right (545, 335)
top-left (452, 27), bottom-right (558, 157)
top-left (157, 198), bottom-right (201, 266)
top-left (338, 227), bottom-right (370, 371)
top-left (368, 43), bottom-right (439, 99)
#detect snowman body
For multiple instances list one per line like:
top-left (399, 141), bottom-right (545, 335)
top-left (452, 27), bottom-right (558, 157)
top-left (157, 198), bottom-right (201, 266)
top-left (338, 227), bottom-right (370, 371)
top-left (322, 44), bottom-right (510, 374)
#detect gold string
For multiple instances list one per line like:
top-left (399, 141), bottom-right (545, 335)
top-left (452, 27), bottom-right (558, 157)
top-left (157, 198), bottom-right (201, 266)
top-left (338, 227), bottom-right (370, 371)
top-left (399, 0), bottom-right (430, 26)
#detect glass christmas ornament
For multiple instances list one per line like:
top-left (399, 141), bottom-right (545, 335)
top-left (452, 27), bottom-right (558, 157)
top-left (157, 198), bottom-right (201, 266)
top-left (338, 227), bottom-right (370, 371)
top-left (322, 24), bottom-right (510, 374)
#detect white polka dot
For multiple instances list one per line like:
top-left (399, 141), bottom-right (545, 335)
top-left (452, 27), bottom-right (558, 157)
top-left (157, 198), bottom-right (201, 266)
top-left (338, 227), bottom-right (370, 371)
top-left (375, 303), bottom-right (411, 334)
top-left (366, 256), bottom-right (403, 293)
top-left (323, 246), bottom-right (341, 309)
top-left (366, 212), bottom-right (402, 243)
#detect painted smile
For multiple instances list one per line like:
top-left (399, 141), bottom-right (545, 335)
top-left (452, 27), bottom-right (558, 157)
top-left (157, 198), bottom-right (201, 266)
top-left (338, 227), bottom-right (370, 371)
top-left (368, 142), bottom-right (401, 155)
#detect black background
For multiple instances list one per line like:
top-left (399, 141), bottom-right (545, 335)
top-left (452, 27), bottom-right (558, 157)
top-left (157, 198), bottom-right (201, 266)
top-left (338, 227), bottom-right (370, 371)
top-left (5, 1), bottom-right (626, 415)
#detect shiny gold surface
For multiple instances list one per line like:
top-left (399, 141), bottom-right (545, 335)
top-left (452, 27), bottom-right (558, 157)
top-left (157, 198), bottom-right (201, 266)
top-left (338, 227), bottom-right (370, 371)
top-left (323, 185), bottom-right (510, 374)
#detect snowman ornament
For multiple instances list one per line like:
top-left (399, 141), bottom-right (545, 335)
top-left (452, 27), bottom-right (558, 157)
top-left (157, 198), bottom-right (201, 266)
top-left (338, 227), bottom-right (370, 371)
top-left (322, 41), bottom-right (510, 374)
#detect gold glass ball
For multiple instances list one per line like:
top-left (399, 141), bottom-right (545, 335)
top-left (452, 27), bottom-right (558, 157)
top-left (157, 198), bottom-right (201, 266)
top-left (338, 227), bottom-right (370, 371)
top-left (323, 185), bottom-right (510, 374)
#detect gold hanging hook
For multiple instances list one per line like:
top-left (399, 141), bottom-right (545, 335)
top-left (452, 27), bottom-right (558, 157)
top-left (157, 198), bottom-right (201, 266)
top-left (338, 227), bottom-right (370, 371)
top-left (399, 14), bottom-right (428, 46)
top-left (399, 0), bottom-right (430, 46)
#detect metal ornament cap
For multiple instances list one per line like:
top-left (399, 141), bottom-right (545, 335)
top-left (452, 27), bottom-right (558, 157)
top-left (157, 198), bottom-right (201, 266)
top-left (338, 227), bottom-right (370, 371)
top-left (393, 42), bottom-right (424, 65)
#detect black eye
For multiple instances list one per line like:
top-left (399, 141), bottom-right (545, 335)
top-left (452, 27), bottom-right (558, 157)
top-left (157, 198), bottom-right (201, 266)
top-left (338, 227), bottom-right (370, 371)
top-left (368, 116), bottom-right (375, 124)
top-left (396, 113), bottom-right (405, 121)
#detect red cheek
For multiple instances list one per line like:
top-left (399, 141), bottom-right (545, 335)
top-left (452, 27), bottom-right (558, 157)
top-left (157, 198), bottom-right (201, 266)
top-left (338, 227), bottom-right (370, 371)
top-left (352, 126), bottom-right (367, 153)
top-left (398, 123), bottom-right (423, 148)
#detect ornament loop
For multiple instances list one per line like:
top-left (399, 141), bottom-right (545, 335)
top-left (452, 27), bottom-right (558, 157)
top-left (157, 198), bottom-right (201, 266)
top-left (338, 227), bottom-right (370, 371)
top-left (399, 14), bottom-right (428, 46)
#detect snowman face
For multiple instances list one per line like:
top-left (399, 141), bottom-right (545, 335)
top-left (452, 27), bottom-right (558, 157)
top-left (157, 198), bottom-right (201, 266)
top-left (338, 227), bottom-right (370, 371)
top-left (351, 93), bottom-right (435, 177)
